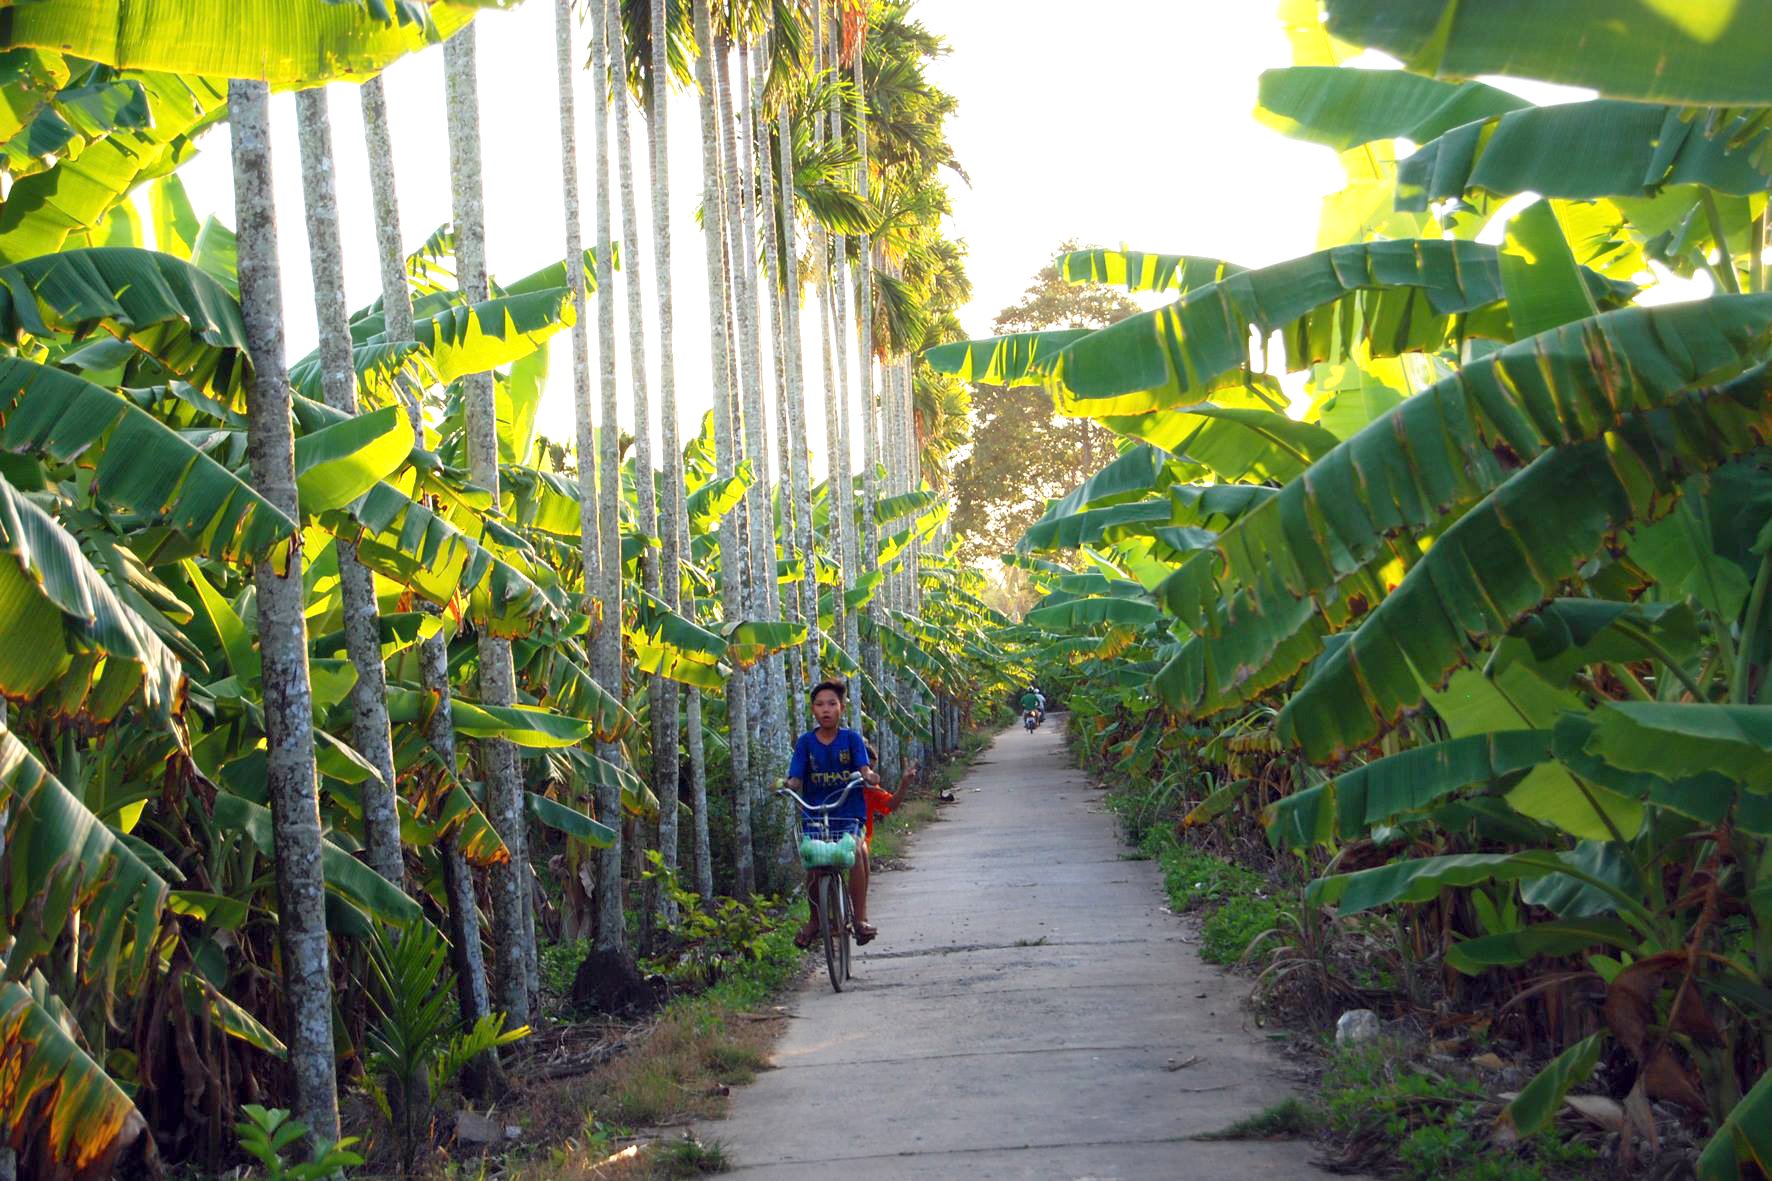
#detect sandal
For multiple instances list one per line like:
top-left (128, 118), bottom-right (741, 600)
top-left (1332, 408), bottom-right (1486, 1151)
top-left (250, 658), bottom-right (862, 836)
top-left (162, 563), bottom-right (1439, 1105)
top-left (853, 921), bottom-right (878, 946)
top-left (793, 921), bottom-right (818, 950)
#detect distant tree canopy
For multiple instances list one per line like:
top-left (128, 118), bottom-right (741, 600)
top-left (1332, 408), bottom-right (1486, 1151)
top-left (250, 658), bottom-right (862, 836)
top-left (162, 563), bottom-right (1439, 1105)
top-left (949, 242), bottom-right (1136, 566)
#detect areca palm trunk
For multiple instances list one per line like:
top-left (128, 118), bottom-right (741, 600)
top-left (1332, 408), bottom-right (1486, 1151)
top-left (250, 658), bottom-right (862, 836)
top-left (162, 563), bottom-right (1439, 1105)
top-left (721, 40), bottom-right (776, 826)
top-left (588, 0), bottom-right (626, 951)
top-left (228, 77), bottom-right (339, 1146)
top-left (825, 17), bottom-right (862, 732)
top-left (776, 99), bottom-right (819, 727)
top-left (444, 25), bottom-right (532, 1026)
top-left (360, 75), bottom-right (495, 1052)
top-left (647, 0), bottom-right (684, 918)
top-left (293, 87), bottom-right (403, 890)
top-left (692, 0), bottom-right (754, 896)
top-left (850, 52), bottom-right (885, 757)
top-left (736, 43), bottom-right (787, 790)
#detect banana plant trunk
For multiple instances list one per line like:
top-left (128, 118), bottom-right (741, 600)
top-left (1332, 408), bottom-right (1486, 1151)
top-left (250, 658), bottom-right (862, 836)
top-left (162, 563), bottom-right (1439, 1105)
top-left (588, 0), bottom-right (627, 952)
top-left (293, 87), bottom-right (404, 890)
top-left (359, 75), bottom-right (497, 1070)
top-left (445, 25), bottom-right (534, 1026)
top-left (647, 0), bottom-right (684, 920)
top-left (229, 76), bottom-right (341, 1147)
top-left (692, 0), bottom-right (754, 896)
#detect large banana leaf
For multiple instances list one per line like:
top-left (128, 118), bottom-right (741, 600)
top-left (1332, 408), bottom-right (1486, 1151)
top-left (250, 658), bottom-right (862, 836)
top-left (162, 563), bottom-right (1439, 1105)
top-left (294, 288), bottom-right (574, 399)
top-left (1045, 444), bottom-right (1172, 519)
top-left (1323, 0), bottom-right (1772, 107)
top-left (0, 977), bottom-right (144, 1175)
top-left (1024, 595), bottom-right (1160, 630)
top-left (213, 791), bottom-right (421, 926)
top-left (0, 71), bottom-right (227, 263)
top-left (630, 591), bottom-right (726, 689)
top-left (293, 404), bottom-right (414, 514)
top-left (0, 357), bottom-right (294, 559)
top-left (0, 247), bottom-right (248, 404)
top-left (922, 329), bottom-right (1093, 386)
top-left (0, 0), bottom-right (497, 86)
top-left (684, 462), bottom-right (753, 536)
top-left (1040, 241), bottom-right (1629, 413)
top-left (338, 480), bottom-right (554, 631)
top-left (1056, 248), bottom-right (1244, 294)
top-left (1269, 731), bottom-right (1554, 848)
top-left (1397, 102), bottom-right (1772, 209)
top-left (1, 721), bottom-right (168, 987)
top-left (1256, 66), bottom-right (1525, 151)
top-left (1156, 296), bottom-right (1772, 720)
top-left (1021, 499), bottom-right (1173, 553)
top-left (1699, 1066), bottom-right (1772, 1180)
top-left (722, 619), bottom-right (808, 668)
top-left (0, 472), bottom-right (183, 721)
top-left (1280, 374), bottom-right (1772, 759)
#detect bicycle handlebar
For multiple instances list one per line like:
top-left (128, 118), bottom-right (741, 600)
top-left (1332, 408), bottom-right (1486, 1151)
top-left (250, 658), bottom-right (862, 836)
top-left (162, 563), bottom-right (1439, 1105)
top-left (774, 773), bottom-right (865, 814)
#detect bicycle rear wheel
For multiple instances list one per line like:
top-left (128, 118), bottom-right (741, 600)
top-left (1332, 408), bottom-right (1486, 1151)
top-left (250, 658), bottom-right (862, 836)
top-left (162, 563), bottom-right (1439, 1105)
top-left (820, 874), bottom-right (844, 992)
top-left (838, 876), bottom-right (853, 980)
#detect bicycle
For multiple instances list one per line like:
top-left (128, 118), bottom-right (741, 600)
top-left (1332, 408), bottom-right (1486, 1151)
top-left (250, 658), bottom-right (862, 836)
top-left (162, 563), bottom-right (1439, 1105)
top-left (776, 774), bottom-right (864, 992)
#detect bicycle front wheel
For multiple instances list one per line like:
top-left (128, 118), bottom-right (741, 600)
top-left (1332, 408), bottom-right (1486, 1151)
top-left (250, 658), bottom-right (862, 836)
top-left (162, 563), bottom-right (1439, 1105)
top-left (820, 874), bottom-right (844, 992)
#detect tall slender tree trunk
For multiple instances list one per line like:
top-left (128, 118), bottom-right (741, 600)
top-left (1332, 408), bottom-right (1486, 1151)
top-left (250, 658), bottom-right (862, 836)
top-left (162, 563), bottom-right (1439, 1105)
top-left (752, 41), bottom-right (803, 884)
top-left (687, 683), bottom-right (714, 898)
top-left (647, 0), bottom-right (684, 921)
top-left (608, 0), bottom-right (661, 946)
top-left (588, 0), bottom-right (627, 951)
top-left (776, 99), bottom-right (818, 729)
top-left (824, 12), bottom-right (862, 732)
top-left (722, 41), bottom-right (772, 851)
top-left (229, 77), bottom-right (340, 1148)
top-left (293, 87), bottom-right (404, 890)
top-left (359, 76), bottom-right (496, 1069)
top-left (444, 25), bottom-right (532, 1027)
top-left (692, 0), bottom-right (753, 896)
top-left (851, 50), bottom-right (886, 765)
top-left (738, 44), bottom-right (788, 800)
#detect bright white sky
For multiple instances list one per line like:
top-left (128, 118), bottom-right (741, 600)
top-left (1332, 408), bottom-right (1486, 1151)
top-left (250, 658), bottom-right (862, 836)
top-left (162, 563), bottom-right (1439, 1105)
top-left (169, 2), bottom-right (1459, 480)
top-left (171, 1), bottom-right (1353, 481)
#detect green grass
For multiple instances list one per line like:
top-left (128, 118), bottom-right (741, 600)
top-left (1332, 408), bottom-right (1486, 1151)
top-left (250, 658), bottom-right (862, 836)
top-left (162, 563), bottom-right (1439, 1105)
top-left (1193, 1096), bottom-right (1323, 1141)
top-left (1137, 827), bottom-right (1279, 965)
top-left (653, 1137), bottom-right (730, 1177)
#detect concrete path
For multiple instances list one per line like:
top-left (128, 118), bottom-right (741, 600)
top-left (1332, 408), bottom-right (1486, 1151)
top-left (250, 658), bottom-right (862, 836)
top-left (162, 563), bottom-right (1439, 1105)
top-left (710, 718), bottom-right (1338, 1180)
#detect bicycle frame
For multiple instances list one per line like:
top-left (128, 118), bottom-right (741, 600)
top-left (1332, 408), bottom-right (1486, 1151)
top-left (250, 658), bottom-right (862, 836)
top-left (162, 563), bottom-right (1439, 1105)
top-left (776, 775), bottom-right (865, 991)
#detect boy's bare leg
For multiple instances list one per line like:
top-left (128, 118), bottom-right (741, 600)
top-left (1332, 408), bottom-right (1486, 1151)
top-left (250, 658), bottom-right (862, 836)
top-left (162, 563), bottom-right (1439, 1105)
top-left (850, 847), bottom-right (875, 939)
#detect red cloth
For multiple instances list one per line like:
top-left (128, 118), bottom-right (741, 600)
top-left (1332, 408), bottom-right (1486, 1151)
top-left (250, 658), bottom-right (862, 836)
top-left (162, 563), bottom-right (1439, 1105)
top-left (864, 784), bottom-right (898, 841)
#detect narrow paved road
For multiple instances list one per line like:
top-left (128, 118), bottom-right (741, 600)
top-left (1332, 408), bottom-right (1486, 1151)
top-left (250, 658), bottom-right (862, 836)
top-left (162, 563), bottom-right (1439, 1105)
top-left (712, 718), bottom-right (1339, 1179)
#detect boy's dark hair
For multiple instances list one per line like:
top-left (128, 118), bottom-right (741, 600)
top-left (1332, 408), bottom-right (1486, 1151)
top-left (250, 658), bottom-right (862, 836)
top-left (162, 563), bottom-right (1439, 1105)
top-left (810, 679), bottom-right (847, 702)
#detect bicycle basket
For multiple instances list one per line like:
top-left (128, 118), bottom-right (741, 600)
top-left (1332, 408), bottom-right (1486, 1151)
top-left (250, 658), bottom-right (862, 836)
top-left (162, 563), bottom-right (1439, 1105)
top-left (798, 816), bottom-right (861, 869)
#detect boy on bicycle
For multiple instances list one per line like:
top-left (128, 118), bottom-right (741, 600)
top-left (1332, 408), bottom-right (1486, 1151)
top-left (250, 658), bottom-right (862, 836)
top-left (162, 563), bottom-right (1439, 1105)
top-left (786, 680), bottom-right (881, 946)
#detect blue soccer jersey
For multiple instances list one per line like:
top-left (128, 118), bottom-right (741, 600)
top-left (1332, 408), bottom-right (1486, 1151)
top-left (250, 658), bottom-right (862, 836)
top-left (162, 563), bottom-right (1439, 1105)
top-left (788, 727), bottom-right (869, 822)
